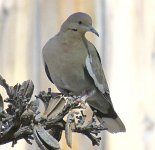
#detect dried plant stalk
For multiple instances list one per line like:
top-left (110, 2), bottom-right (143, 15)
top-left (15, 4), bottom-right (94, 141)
top-left (0, 75), bottom-right (107, 149)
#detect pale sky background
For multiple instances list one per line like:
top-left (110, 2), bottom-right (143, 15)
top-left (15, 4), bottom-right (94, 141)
top-left (0, 0), bottom-right (155, 150)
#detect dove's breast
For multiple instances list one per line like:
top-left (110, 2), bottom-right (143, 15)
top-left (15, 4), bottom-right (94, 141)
top-left (42, 35), bottom-right (94, 95)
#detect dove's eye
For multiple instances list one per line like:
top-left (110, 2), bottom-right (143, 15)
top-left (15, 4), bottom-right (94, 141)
top-left (78, 21), bottom-right (82, 25)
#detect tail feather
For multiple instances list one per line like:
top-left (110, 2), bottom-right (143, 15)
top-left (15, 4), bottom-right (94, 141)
top-left (98, 117), bottom-right (126, 133)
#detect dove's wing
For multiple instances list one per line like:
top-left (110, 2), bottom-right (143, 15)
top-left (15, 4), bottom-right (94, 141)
top-left (85, 41), bottom-right (112, 103)
top-left (44, 61), bottom-right (54, 84)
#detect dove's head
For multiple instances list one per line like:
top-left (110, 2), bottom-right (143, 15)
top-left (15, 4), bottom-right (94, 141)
top-left (60, 12), bottom-right (99, 37)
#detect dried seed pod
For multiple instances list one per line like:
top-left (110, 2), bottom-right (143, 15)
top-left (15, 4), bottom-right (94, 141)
top-left (28, 99), bottom-right (39, 113)
top-left (20, 109), bottom-right (34, 126)
top-left (44, 96), bottom-right (66, 119)
top-left (18, 80), bottom-right (34, 99)
top-left (33, 125), bottom-right (60, 150)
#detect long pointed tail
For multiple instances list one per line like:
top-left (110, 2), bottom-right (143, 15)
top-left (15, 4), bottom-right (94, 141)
top-left (98, 116), bottom-right (126, 133)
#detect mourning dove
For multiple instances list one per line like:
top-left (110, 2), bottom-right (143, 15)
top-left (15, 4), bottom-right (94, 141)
top-left (42, 12), bottom-right (126, 133)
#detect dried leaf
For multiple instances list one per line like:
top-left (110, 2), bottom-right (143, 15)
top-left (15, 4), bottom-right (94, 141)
top-left (33, 127), bottom-right (47, 150)
top-left (48, 127), bottom-right (62, 142)
top-left (13, 84), bottom-right (21, 97)
top-left (14, 126), bottom-right (33, 139)
top-left (65, 112), bottom-right (75, 148)
top-left (5, 86), bottom-right (15, 98)
top-left (0, 95), bottom-right (2, 132)
top-left (24, 80), bottom-right (34, 98)
top-left (28, 99), bottom-right (39, 113)
top-left (65, 122), bottom-right (72, 148)
top-left (20, 109), bottom-right (34, 126)
top-left (33, 125), bottom-right (60, 150)
top-left (18, 80), bottom-right (34, 98)
top-left (45, 97), bottom-right (66, 119)
top-left (0, 75), bottom-right (15, 97)
top-left (0, 94), bottom-right (4, 113)
top-left (0, 75), bottom-right (4, 86)
top-left (0, 121), bottom-right (2, 133)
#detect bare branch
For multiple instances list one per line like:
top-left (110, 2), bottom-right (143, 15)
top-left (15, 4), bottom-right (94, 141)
top-left (0, 75), bottom-right (107, 149)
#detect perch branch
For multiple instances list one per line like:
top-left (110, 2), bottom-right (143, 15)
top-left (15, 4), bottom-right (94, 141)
top-left (0, 75), bottom-right (107, 149)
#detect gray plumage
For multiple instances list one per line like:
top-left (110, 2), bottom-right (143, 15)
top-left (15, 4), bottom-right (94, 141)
top-left (42, 12), bottom-right (126, 133)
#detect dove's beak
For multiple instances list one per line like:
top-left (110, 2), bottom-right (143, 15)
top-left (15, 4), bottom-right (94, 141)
top-left (89, 26), bottom-right (99, 37)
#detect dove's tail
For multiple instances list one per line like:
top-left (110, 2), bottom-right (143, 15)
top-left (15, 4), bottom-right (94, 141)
top-left (98, 116), bottom-right (126, 133)
top-left (87, 91), bottom-right (126, 133)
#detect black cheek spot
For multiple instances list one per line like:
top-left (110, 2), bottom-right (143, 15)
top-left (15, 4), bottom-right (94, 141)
top-left (72, 29), bottom-right (77, 31)
top-left (78, 21), bottom-right (82, 25)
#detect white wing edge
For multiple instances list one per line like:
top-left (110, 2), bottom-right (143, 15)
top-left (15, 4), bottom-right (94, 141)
top-left (85, 55), bottom-right (105, 94)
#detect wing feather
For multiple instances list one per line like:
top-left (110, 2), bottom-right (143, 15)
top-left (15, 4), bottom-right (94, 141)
top-left (85, 41), bottom-right (110, 95)
top-left (44, 61), bottom-right (54, 83)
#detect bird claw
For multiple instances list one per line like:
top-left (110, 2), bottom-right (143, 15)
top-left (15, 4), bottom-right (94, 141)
top-left (72, 96), bottom-right (87, 109)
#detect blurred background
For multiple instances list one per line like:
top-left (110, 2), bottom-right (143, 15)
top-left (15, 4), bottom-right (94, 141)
top-left (0, 0), bottom-right (155, 150)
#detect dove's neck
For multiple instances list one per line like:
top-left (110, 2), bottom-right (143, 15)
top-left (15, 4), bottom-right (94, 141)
top-left (58, 30), bottom-right (85, 44)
